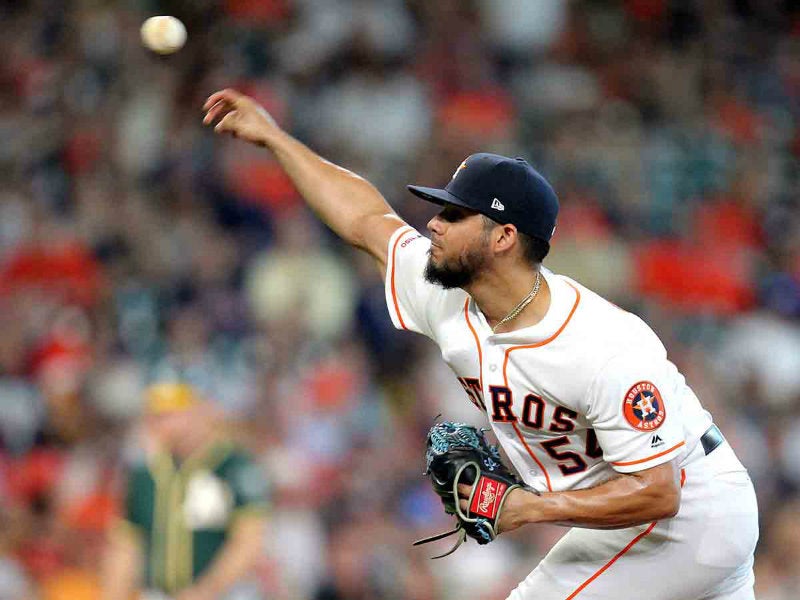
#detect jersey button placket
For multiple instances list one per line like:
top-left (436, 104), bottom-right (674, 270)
top-left (481, 338), bottom-right (501, 396)
top-left (482, 339), bottom-right (506, 424)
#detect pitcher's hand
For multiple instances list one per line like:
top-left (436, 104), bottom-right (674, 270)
top-left (458, 483), bottom-right (538, 534)
top-left (202, 88), bottom-right (280, 147)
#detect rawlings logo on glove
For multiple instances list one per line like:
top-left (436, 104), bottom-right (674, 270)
top-left (472, 476), bottom-right (506, 517)
top-left (414, 421), bottom-right (535, 558)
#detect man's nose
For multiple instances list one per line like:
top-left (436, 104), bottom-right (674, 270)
top-left (427, 215), bottom-right (442, 234)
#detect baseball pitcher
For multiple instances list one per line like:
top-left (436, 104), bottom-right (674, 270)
top-left (202, 89), bottom-right (758, 600)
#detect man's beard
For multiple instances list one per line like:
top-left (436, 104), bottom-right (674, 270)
top-left (424, 244), bottom-right (488, 289)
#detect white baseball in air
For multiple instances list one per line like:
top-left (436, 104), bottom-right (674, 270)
top-left (140, 16), bottom-right (187, 55)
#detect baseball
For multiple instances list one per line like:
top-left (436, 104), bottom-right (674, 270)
top-left (140, 16), bottom-right (187, 55)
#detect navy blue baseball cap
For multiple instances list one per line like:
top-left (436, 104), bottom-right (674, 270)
top-left (407, 153), bottom-right (559, 243)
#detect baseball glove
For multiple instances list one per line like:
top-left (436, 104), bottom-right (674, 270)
top-left (414, 421), bottom-right (534, 558)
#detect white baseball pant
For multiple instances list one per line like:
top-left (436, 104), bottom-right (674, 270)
top-left (508, 442), bottom-right (759, 600)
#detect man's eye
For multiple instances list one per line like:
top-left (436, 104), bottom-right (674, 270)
top-left (441, 208), bottom-right (465, 222)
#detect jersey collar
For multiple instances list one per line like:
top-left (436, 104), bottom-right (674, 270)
top-left (470, 268), bottom-right (576, 343)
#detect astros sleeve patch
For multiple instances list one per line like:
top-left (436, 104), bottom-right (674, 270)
top-left (584, 353), bottom-right (686, 474)
top-left (622, 381), bottom-right (667, 432)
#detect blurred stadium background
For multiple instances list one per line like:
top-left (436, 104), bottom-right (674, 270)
top-left (0, 0), bottom-right (799, 598)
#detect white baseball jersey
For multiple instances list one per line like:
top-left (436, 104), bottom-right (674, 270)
top-left (385, 225), bottom-right (714, 492)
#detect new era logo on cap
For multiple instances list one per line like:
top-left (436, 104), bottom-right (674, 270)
top-left (491, 198), bottom-right (505, 211)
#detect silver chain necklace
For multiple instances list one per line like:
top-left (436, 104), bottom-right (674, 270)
top-left (491, 271), bottom-right (542, 334)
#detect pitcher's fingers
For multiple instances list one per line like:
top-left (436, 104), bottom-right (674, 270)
top-left (459, 498), bottom-right (469, 512)
top-left (457, 484), bottom-right (472, 498)
top-left (203, 88), bottom-right (241, 111)
top-left (214, 112), bottom-right (237, 134)
top-left (203, 101), bottom-right (230, 125)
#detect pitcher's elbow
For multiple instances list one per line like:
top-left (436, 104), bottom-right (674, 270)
top-left (655, 487), bottom-right (681, 519)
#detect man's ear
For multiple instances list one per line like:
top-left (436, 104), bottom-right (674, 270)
top-left (493, 224), bottom-right (519, 254)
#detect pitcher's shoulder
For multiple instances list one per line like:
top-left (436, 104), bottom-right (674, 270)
top-left (554, 274), bottom-right (666, 355)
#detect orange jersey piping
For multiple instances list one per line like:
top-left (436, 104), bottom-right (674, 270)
top-left (463, 299), bottom-right (483, 388)
top-left (389, 226), bottom-right (415, 330)
top-left (565, 521), bottom-right (657, 599)
top-left (500, 280), bottom-right (580, 493)
top-left (512, 421), bottom-right (553, 491)
top-left (502, 281), bottom-right (581, 376)
top-left (611, 441), bottom-right (685, 467)
top-left (464, 297), bottom-right (552, 490)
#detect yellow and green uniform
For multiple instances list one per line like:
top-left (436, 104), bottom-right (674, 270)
top-left (120, 440), bottom-right (269, 595)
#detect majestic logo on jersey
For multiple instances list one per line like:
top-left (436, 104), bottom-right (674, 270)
top-left (623, 381), bottom-right (666, 431)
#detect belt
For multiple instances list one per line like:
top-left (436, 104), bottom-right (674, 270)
top-left (700, 424), bottom-right (725, 455)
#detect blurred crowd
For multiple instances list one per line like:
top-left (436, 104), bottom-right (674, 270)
top-left (0, 0), bottom-right (799, 598)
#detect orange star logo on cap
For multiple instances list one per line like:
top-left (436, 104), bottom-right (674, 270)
top-left (451, 160), bottom-right (468, 180)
